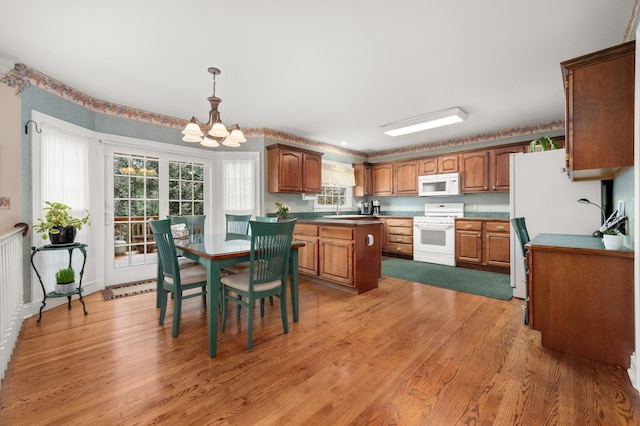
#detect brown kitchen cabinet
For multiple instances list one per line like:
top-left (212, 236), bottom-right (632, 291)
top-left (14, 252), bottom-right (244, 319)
top-left (384, 217), bottom-right (413, 258)
top-left (420, 154), bottom-right (459, 175)
top-left (460, 151), bottom-right (490, 192)
top-left (490, 146), bottom-right (526, 191)
top-left (526, 233), bottom-right (634, 367)
top-left (293, 223), bottom-right (319, 275)
top-left (353, 162), bottom-right (373, 197)
top-left (295, 221), bottom-right (382, 294)
top-left (372, 163), bottom-right (394, 196)
top-left (461, 144), bottom-right (527, 193)
top-left (393, 160), bottom-right (419, 195)
top-left (455, 218), bottom-right (510, 272)
top-left (267, 144), bottom-right (323, 194)
top-left (561, 40), bottom-right (634, 181)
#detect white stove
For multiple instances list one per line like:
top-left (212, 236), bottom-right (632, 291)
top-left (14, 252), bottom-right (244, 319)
top-left (413, 203), bottom-right (464, 266)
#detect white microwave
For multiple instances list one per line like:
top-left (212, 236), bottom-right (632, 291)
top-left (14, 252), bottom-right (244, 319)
top-left (418, 173), bottom-right (460, 197)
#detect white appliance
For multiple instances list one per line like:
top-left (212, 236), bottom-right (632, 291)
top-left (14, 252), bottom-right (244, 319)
top-left (509, 149), bottom-right (601, 299)
top-left (418, 173), bottom-right (460, 197)
top-left (413, 203), bottom-right (464, 266)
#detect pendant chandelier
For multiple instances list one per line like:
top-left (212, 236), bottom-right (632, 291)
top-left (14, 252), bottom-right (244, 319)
top-left (181, 67), bottom-right (246, 148)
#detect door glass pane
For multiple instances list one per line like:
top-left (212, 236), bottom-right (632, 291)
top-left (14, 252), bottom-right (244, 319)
top-left (113, 153), bottom-right (159, 269)
top-left (168, 160), bottom-right (205, 216)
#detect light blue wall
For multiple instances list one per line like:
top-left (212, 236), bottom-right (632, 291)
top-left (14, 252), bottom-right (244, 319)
top-left (614, 167), bottom-right (634, 248)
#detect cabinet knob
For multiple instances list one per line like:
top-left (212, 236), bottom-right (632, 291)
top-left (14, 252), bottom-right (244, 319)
top-left (465, 224), bottom-right (472, 228)
top-left (496, 225), bottom-right (504, 230)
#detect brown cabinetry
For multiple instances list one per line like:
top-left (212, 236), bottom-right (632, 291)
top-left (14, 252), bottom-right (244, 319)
top-left (353, 162), bottom-right (373, 197)
top-left (455, 218), bottom-right (509, 272)
top-left (294, 221), bottom-right (382, 294)
top-left (461, 145), bottom-right (527, 193)
top-left (267, 144), bottom-right (323, 194)
top-left (384, 217), bottom-right (413, 257)
top-left (372, 163), bottom-right (394, 196)
top-left (561, 40), bottom-right (634, 181)
top-left (293, 224), bottom-right (319, 275)
top-left (393, 160), bottom-right (419, 195)
top-left (527, 233), bottom-right (633, 367)
top-left (420, 154), bottom-right (459, 175)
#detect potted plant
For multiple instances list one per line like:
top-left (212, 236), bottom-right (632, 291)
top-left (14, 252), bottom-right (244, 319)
top-left (602, 229), bottom-right (624, 250)
top-left (32, 201), bottom-right (91, 245)
top-left (275, 202), bottom-right (290, 219)
top-left (529, 136), bottom-right (560, 152)
top-left (55, 267), bottom-right (76, 294)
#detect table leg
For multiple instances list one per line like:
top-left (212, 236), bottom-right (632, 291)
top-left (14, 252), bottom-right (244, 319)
top-left (206, 261), bottom-right (221, 357)
top-left (289, 248), bottom-right (299, 323)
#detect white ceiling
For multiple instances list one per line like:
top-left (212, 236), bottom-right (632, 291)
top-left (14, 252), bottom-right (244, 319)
top-left (0, 0), bottom-right (635, 153)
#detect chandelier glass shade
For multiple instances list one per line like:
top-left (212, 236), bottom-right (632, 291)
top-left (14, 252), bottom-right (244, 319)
top-left (181, 67), bottom-right (246, 148)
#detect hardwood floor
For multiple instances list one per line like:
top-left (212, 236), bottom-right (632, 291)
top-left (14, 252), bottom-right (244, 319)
top-left (1, 276), bottom-right (640, 425)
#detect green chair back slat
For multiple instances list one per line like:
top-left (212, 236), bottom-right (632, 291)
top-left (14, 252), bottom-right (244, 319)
top-left (225, 214), bottom-right (252, 240)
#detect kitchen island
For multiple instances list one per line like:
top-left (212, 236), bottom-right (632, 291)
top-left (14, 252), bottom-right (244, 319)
top-left (294, 217), bottom-right (383, 294)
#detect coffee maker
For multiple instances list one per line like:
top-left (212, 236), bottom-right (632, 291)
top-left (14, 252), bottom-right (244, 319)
top-left (372, 200), bottom-right (381, 215)
top-left (359, 201), bottom-right (372, 215)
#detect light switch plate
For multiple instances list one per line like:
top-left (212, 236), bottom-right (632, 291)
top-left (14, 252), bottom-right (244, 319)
top-left (617, 200), bottom-right (625, 217)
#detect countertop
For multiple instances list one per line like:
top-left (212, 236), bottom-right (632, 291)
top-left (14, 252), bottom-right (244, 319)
top-left (526, 233), bottom-right (633, 258)
top-left (297, 216), bottom-right (384, 226)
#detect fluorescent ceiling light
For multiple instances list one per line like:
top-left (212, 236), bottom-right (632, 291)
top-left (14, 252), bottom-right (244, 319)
top-left (381, 107), bottom-right (467, 137)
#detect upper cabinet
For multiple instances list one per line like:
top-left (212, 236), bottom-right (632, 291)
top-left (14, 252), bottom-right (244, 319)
top-left (460, 144), bottom-right (527, 193)
top-left (561, 40), bottom-right (635, 181)
top-left (267, 144), bottom-right (323, 194)
top-left (353, 162), bottom-right (373, 197)
top-left (393, 160), bottom-right (419, 195)
top-left (372, 163), bottom-right (394, 196)
top-left (419, 154), bottom-right (459, 175)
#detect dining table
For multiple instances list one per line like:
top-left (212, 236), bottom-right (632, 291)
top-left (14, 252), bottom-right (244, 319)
top-left (175, 234), bottom-right (304, 357)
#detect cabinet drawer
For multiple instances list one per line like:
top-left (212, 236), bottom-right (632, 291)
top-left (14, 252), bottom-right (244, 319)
top-left (295, 224), bottom-right (318, 236)
top-left (486, 221), bottom-right (509, 233)
top-left (456, 221), bottom-right (482, 231)
top-left (388, 234), bottom-right (413, 244)
top-left (387, 226), bottom-right (413, 236)
top-left (319, 226), bottom-right (353, 240)
top-left (386, 218), bottom-right (413, 227)
top-left (387, 242), bottom-right (413, 254)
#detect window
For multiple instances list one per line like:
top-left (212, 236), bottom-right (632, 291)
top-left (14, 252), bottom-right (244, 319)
top-left (168, 160), bottom-right (205, 215)
top-left (314, 185), bottom-right (353, 211)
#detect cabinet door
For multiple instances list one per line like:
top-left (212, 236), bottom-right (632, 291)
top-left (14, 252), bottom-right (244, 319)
top-left (302, 153), bottom-right (322, 194)
top-left (394, 160), bottom-right (419, 195)
top-left (491, 146), bottom-right (525, 191)
top-left (295, 235), bottom-right (319, 275)
top-left (562, 41), bottom-right (634, 180)
top-left (319, 239), bottom-right (354, 286)
top-left (354, 163), bottom-right (373, 197)
top-left (460, 151), bottom-right (490, 192)
top-left (420, 157), bottom-right (438, 175)
top-left (372, 163), bottom-right (394, 196)
top-left (485, 232), bottom-right (510, 267)
top-left (439, 155), bottom-right (459, 173)
top-left (455, 230), bottom-right (482, 263)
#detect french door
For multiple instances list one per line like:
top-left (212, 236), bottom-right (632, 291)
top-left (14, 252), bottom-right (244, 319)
top-left (104, 144), bottom-right (211, 286)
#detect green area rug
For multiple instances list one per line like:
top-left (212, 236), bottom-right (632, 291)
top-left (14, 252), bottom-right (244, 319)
top-left (382, 258), bottom-right (512, 301)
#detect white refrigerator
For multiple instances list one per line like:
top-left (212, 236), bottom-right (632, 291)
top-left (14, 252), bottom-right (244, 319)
top-left (509, 149), bottom-right (601, 299)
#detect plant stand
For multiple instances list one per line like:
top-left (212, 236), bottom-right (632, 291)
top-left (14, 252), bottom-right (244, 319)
top-left (30, 243), bottom-right (88, 324)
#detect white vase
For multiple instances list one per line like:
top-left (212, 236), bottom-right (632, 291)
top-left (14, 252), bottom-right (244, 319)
top-left (55, 281), bottom-right (76, 294)
top-left (603, 234), bottom-right (624, 250)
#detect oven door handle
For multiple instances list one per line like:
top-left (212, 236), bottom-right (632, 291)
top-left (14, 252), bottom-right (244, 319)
top-left (414, 223), bottom-right (454, 231)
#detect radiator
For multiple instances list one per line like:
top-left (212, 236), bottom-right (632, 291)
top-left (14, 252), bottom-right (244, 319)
top-left (0, 226), bottom-right (26, 385)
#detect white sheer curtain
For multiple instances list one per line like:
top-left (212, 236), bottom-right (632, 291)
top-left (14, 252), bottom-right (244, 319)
top-left (221, 159), bottom-right (255, 214)
top-left (32, 120), bottom-right (91, 293)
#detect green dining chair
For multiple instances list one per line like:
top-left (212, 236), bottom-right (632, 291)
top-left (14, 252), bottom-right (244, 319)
top-left (150, 219), bottom-right (208, 337)
top-left (223, 215), bottom-right (277, 276)
top-left (511, 217), bottom-right (530, 325)
top-left (220, 219), bottom-right (296, 349)
top-left (225, 213), bottom-right (252, 241)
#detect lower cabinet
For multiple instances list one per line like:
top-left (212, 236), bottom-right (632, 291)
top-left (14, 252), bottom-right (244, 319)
top-left (383, 217), bottom-right (413, 257)
top-left (293, 224), bottom-right (319, 275)
top-left (294, 222), bottom-right (382, 294)
top-left (319, 227), bottom-right (354, 287)
top-left (455, 218), bottom-right (509, 272)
